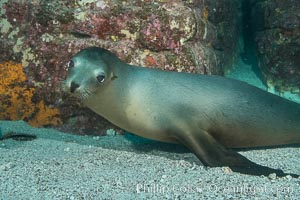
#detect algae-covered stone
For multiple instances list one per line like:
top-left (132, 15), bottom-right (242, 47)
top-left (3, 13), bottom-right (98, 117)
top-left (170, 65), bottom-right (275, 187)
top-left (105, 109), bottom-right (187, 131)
top-left (251, 0), bottom-right (300, 93)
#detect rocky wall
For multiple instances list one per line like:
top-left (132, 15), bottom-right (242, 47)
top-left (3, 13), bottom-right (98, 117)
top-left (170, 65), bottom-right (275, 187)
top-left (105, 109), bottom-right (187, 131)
top-left (0, 0), bottom-right (241, 132)
top-left (251, 0), bottom-right (300, 93)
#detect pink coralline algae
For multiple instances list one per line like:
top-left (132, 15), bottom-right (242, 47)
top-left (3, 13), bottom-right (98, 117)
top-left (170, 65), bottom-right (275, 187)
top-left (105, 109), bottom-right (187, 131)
top-left (140, 14), bottom-right (183, 51)
top-left (145, 15), bottom-right (162, 36)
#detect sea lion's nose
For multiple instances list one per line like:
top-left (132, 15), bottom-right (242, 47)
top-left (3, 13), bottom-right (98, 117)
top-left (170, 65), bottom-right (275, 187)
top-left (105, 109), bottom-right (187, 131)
top-left (70, 82), bottom-right (80, 93)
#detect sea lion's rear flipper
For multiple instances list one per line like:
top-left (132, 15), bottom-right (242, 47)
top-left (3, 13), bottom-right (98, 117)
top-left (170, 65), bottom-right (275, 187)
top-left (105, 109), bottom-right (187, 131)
top-left (175, 130), bottom-right (299, 178)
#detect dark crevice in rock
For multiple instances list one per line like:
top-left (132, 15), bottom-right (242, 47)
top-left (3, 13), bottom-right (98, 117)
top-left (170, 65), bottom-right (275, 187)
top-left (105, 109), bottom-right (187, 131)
top-left (249, 0), bottom-right (300, 93)
top-left (249, 0), bottom-right (266, 7)
top-left (240, 0), bottom-right (265, 84)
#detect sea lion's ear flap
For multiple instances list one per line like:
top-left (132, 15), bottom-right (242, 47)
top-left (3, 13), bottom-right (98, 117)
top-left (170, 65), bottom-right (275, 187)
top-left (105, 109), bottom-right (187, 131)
top-left (174, 130), bottom-right (299, 177)
top-left (110, 72), bottom-right (118, 81)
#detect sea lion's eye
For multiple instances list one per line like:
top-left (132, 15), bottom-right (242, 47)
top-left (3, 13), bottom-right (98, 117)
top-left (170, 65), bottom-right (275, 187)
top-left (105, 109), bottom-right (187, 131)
top-left (96, 75), bottom-right (105, 83)
top-left (67, 60), bottom-right (74, 69)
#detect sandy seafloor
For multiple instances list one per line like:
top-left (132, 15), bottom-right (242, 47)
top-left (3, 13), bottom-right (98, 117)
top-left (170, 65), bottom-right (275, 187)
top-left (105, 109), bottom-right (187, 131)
top-left (1, 59), bottom-right (300, 199)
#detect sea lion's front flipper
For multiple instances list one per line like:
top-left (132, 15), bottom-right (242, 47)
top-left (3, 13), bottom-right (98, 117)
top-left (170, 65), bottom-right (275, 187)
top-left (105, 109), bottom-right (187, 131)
top-left (175, 130), bottom-right (299, 178)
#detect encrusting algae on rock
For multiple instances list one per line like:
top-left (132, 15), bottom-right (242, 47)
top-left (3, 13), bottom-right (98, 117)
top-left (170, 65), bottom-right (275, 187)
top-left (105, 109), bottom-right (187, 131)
top-left (0, 61), bottom-right (62, 127)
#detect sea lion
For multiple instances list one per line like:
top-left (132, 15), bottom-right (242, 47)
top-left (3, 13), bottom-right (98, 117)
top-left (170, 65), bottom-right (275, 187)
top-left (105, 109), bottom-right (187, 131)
top-left (62, 47), bottom-right (300, 177)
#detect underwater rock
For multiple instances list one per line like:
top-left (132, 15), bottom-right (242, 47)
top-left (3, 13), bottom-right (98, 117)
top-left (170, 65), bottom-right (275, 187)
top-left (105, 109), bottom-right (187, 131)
top-left (251, 0), bottom-right (300, 93)
top-left (0, 0), bottom-right (241, 131)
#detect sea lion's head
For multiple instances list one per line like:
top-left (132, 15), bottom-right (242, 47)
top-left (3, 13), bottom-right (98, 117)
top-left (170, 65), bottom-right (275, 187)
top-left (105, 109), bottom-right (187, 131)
top-left (62, 47), bottom-right (116, 100)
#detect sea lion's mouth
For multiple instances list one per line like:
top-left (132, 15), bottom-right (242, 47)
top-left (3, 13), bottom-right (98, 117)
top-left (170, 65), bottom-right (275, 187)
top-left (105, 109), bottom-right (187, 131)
top-left (76, 88), bottom-right (93, 101)
top-left (61, 80), bottom-right (93, 101)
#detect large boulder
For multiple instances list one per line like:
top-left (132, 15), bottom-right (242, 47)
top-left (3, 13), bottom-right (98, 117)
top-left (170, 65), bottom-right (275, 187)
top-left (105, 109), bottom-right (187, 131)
top-left (251, 0), bottom-right (300, 93)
